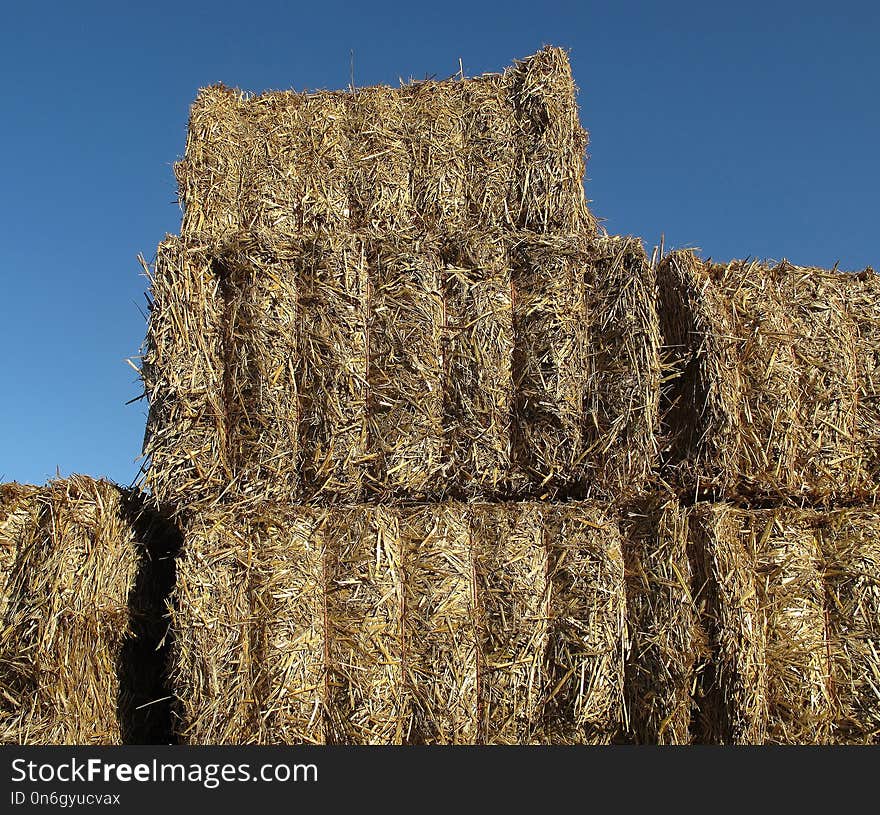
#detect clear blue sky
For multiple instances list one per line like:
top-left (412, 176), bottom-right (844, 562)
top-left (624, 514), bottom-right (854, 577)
top-left (1, 1), bottom-right (877, 487)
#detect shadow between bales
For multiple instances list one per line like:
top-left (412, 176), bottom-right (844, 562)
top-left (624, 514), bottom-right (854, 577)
top-left (117, 496), bottom-right (182, 744)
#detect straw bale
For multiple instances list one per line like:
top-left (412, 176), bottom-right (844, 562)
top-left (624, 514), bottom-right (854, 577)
top-left (218, 234), bottom-right (300, 504)
top-left (620, 496), bottom-right (696, 744)
top-left (845, 273), bottom-right (880, 491)
top-left (141, 236), bottom-right (230, 510)
top-left (170, 501), bottom-right (626, 744)
top-left (507, 47), bottom-right (594, 234)
top-left (441, 235), bottom-right (514, 498)
top-left (143, 230), bottom-right (660, 511)
top-left (406, 82), bottom-right (467, 235)
top-left (174, 48), bottom-right (593, 243)
top-left (177, 85), bottom-right (247, 236)
top-left (323, 506), bottom-right (407, 743)
top-left (510, 234), bottom-right (590, 496)
top-left (540, 504), bottom-right (626, 744)
top-left (0, 484), bottom-right (40, 619)
top-left (756, 512), bottom-right (832, 744)
top-left (348, 87), bottom-right (417, 235)
top-left (239, 93), bottom-right (351, 236)
top-left (687, 504), bottom-right (768, 744)
top-left (658, 251), bottom-right (880, 503)
top-left (169, 518), bottom-right (254, 744)
top-left (402, 505), bottom-right (478, 743)
top-left (508, 233), bottom-right (658, 500)
top-left (586, 237), bottom-right (661, 495)
top-left (687, 504), bottom-right (838, 744)
top-left (252, 511), bottom-right (325, 744)
top-left (821, 510), bottom-right (880, 743)
top-left (0, 477), bottom-right (173, 745)
top-left (295, 236), bottom-right (368, 502)
top-left (364, 240), bottom-right (446, 500)
top-left (460, 76), bottom-right (518, 231)
top-left (471, 503), bottom-right (547, 743)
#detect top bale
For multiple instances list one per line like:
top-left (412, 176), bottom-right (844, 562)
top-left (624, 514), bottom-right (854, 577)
top-left (175, 47), bottom-right (595, 241)
top-left (657, 250), bottom-right (880, 504)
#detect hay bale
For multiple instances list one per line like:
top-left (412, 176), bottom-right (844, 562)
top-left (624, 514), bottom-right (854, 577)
top-left (507, 47), bottom-right (594, 233)
top-left (169, 516), bottom-right (260, 744)
top-left (407, 82), bottom-right (467, 234)
top-left (172, 510), bottom-right (326, 745)
top-left (143, 52), bottom-right (659, 512)
top-left (402, 505), bottom-right (478, 743)
top-left (470, 503), bottom-right (547, 743)
top-left (218, 234), bottom-right (301, 504)
top-left (323, 506), bottom-right (407, 743)
top-left (0, 477), bottom-right (175, 745)
top-left (364, 240), bottom-right (446, 500)
top-left (0, 485), bottom-right (40, 619)
top-left (295, 236), bottom-right (369, 502)
top-left (141, 236), bottom-right (230, 510)
top-left (177, 85), bottom-right (248, 237)
top-left (174, 48), bottom-right (594, 242)
top-left (460, 76), bottom-right (517, 231)
top-left (143, 230), bottom-right (660, 511)
top-left (510, 234), bottom-right (590, 495)
top-left (540, 503), bottom-right (626, 744)
top-left (658, 251), bottom-right (880, 503)
top-left (620, 496), bottom-right (696, 745)
top-left (687, 504), bottom-right (768, 744)
top-left (510, 233), bottom-right (659, 499)
top-left (170, 501), bottom-right (626, 744)
top-left (441, 234), bottom-right (514, 498)
top-left (586, 237), bottom-right (661, 495)
top-left (686, 504), bottom-right (837, 744)
top-left (240, 93), bottom-right (351, 236)
top-left (756, 512), bottom-right (833, 745)
top-left (821, 510), bottom-right (880, 743)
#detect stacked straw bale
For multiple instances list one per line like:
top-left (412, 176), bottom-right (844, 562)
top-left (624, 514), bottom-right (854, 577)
top-left (141, 47), bottom-right (661, 513)
top-left (142, 230), bottom-right (660, 512)
top-left (170, 501), bottom-right (626, 744)
top-left (686, 504), bottom-right (879, 744)
top-left (657, 251), bottom-right (880, 503)
top-left (0, 476), bottom-right (176, 745)
top-left (175, 48), bottom-right (593, 240)
top-left (620, 496), bottom-right (697, 745)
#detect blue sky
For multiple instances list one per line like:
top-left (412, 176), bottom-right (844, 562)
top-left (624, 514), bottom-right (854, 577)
top-left (1, 1), bottom-right (877, 486)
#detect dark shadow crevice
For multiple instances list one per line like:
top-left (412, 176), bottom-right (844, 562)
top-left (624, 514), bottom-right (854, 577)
top-left (117, 494), bottom-right (182, 744)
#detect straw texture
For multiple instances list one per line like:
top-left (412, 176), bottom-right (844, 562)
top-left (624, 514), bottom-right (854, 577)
top-left (142, 230), bottom-right (659, 512)
top-left (170, 501), bottom-right (626, 744)
top-left (658, 251), bottom-right (880, 503)
top-left (687, 504), bottom-right (879, 744)
top-left (620, 496), bottom-right (696, 744)
top-left (0, 476), bottom-right (177, 745)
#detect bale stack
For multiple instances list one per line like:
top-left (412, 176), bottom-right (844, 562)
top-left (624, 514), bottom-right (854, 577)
top-left (134, 45), bottom-right (879, 745)
top-left (0, 476), bottom-right (176, 745)
top-left (642, 248), bottom-right (880, 743)
top-left (657, 251), bottom-right (880, 504)
top-left (170, 501), bottom-right (627, 744)
top-left (141, 47), bottom-right (661, 513)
